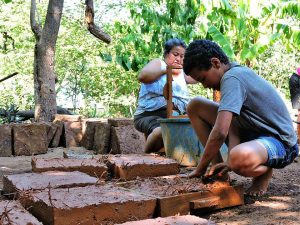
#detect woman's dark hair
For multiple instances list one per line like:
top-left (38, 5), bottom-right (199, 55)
top-left (183, 39), bottom-right (229, 75)
top-left (163, 38), bottom-right (187, 58)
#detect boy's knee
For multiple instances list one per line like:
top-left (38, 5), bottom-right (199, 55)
top-left (228, 147), bottom-right (254, 174)
top-left (187, 97), bottom-right (202, 115)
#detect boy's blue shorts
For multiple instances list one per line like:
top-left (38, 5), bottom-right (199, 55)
top-left (256, 136), bottom-right (299, 168)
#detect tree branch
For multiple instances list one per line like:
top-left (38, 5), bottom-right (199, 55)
top-left (85, 0), bottom-right (111, 44)
top-left (30, 0), bottom-right (42, 40)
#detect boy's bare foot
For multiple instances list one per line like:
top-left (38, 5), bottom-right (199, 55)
top-left (246, 168), bottom-right (273, 196)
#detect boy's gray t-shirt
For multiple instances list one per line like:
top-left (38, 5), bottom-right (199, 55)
top-left (218, 62), bottom-right (297, 148)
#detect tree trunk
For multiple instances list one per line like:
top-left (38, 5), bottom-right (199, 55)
top-left (31, 0), bottom-right (64, 122)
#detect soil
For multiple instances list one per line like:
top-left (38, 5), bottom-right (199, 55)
top-left (0, 148), bottom-right (299, 224)
top-left (202, 157), bottom-right (300, 225)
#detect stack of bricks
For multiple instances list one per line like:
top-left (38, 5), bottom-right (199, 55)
top-left (55, 114), bottom-right (83, 148)
top-left (108, 118), bottom-right (146, 154)
top-left (93, 118), bottom-right (146, 154)
top-left (0, 123), bottom-right (49, 157)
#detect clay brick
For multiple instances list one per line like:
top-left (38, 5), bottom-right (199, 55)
top-left (31, 158), bottom-right (107, 178)
top-left (81, 119), bottom-right (106, 150)
top-left (64, 121), bottom-right (83, 147)
top-left (110, 125), bottom-right (146, 154)
top-left (0, 200), bottom-right (43, 225)
top-left (21, 184), bottom-right (157, 225)
top-left (107, 154), bottom-right (180, 180)
top-left (117, 215), bottom-right (214, 225)
top-left (93, 122), bottom-right (111, 154)
top-left (13, 123), bottom-right (48, 156)
top-left (50, 120), bottom-right (63, 147)
top-left (108, 118), bottom-right (133, 127)
top-left (3, 171), bottom-right (97, 198)
top-left (118, 175), bottom-right (243, 217)
top-left (44, 122), bottom-right (59, 147)
top-left (54, 114), bottom-right (82, 122)
top-left (0, 124), bottom-right (12, 156)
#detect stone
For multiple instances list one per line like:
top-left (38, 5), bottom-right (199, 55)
top-left (31, 157), bottom-right (107, 178)
top-left (110, 125), bottom-right (145, 154)
top-left (117, 215), bottom-right (215, 225)
top-left (20, 184), bottom-right (157, 225)
top-left (13, 123), bottom-right (48, 156)
top-left (81, 119), bottom-right (106, 150)
top-left (0, 200), bottom-right (43, 225)
top-left (107, 154), bottom-right (180, 180)
top-left (93, 122), bottom-right (111, 154)
top-left (108, 118), bottom-right (133, 127)
top-left (3, 171), bottom-right (98, 198)
top-left (50, 120), bottom-right (64, 148)
top-left (54, 114), bottom-right (82, 122)
top-left (64, 121), bottom-right (83, 147)
top-left (0, 125), bottom-right (12, 157)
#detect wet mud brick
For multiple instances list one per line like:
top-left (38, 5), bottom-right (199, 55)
top-left (54, 114), bottom-right (82, 122)
top-left (3, 171), bottom-right (98, 198)
top-left (13, 123), bottom-right (48, 156)
top-left (93, 122), bottom-right (111, 154)
top-left (32, 157), bottom-right (108, 178)
top-left (108, 118), bottom-right (134, 127)
top-left (0, 124), bottom-right (12, 156)
top-left (107, 154), bottom-right (180, 180)
top-left (118, 175), bottom-right (244, 216)
top-left (110, 125), bottom-right (146, 154)
top-left (50, 120), bottom-right (64, 147)
top-left (20, 184), bottom-right (157, 225)
top-left (81, 119), bottom-right (107, 150)
top-left (0, 200), bottom-right (43, 225)
top-left (63, 121), bottom-right (83, 147)
top-left (117, 215), bottom-right (215, 225)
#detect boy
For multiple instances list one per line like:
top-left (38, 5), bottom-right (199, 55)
top-left (183, 40), bottom-right (298, 195)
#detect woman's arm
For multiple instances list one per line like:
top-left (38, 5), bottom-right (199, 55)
top-left (138, 59), bottom-right (166, 83)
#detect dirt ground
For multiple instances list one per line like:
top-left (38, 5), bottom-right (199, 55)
top-left (0, 148), bottom-right (299, 225)
top-left (205, 157), bottom-right (300, 225)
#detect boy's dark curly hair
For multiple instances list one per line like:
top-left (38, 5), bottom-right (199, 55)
top-left (183, 39), bottom-right (229, 75)
top-left (163, 38), bottom-right (187, 58)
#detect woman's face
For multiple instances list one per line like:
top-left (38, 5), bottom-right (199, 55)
top-left (165, 46), bottom-right (185, 67)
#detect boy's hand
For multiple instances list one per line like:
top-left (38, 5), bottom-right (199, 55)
top-left (188, 169), bottom-right (203, 179)
top-left (202, 162), bottom-right (231, 183)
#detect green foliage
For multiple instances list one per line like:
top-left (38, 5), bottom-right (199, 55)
top-left (0, 0), bottom-right (299, 119)
top-left (0, 104), bottom-right (19, 123)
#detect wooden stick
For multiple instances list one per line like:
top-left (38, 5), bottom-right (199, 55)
top-left (0, 72), bottom-right (18, 83)
top-left (166, 66), bottom-right (173, 118)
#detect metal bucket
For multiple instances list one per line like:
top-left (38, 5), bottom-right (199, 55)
top-left (159, 118), bottom-right (227, 166)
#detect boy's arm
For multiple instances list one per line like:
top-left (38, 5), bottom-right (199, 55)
top-left (189, 111), bottom-right (233, 178)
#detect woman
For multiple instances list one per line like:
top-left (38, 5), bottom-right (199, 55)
top-left (134, 38), bottom-right (197, 153)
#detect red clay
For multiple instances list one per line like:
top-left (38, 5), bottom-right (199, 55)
top-left (3, 171), bottom-right (98, 197)
top-left (31, 157), bottom-right (107, 178)
top-left (117, 215), bottom-right (215, 225)
top-left (118, 175), bottom-right (243, 217)
top-left (107, 154), bottom-right (180, 180)
top-left (21, 184), bottom-right (157, 225)
top-left (0, 200), bottom-right (43, 225)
